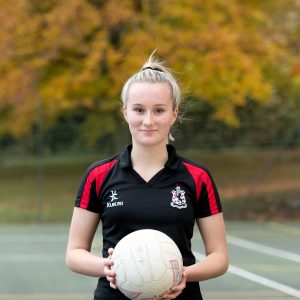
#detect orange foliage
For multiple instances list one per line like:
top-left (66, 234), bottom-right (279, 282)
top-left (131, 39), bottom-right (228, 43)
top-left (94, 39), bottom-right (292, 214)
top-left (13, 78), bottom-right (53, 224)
top-left (0, 0), bottom-right (299, 137)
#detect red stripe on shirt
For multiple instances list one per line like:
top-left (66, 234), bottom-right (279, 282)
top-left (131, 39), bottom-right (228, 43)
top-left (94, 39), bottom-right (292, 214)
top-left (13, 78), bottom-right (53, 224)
top-left (80, 160), bottom-right (117, 209)
top-left (183, 162), bottom-right (219, 214)
top-left (201, 169), bottom-right (219, 214)
top-left (183, 163), bottom-right (202, 200)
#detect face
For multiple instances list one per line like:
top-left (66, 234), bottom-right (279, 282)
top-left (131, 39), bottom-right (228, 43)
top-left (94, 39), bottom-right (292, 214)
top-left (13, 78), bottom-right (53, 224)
top-left (123, 82), bottom-right (178, 147)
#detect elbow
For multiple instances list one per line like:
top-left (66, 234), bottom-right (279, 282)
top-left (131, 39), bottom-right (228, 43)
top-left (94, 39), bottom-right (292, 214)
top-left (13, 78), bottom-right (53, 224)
top-left (213, 253), bottom-right (229, 277)
top-left (222, 262), bottom-right (229, 275)
top-left (65, 252), bottom-right (71, 270)
top-left (65, 250), bottom-right (75, 272)
top-left (220, 254), bottom-right (229, 276)
top-left (215, 261), bottom-right (229, 278)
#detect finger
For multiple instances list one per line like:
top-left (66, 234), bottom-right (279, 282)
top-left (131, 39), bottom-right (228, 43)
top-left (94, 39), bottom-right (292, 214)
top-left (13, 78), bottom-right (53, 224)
top-left (106, 270), bottom-right (116, 276)
top-left (106, 275), bottom-right (116, 282)
top-left (170, 285), bottom-right (182, 292)
top-left (162, 292), bottom-right (180, 299)
top-left (172, 280), bottom-right (186, 291)
top-left (162, 288), bottom-right (182, 299)
top-left (106, 272), bottom-right (117, 290)
top-left (103, 261), bottom-right (112, 268)
top-left (103, 257), bottom-right (113, 268)
top-left (167, 271), bottom-right (185, 291)
top-left (108, 248), bottom-right (114, 256)
top-left (110, 281), bottom-right (117, 289)
top-left (104, 264), bottom-right (115, 278)
top-left (104, 266), bottom-right (116, 277)
top-left (162, 274), bottom-right (186, 299)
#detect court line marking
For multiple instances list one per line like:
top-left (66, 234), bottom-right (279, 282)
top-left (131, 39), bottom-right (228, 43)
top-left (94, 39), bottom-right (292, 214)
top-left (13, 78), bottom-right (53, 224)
top-left (0, 236), bottom-right (67, 243)
top-left (227, 235), bottom-right (300, 263)
top-left (0, 293), bottom-right (92, 300)
top-left (268, 222), bottom-right (300, 237)
top-left (194, 252), bottom-right (300, 299)
top-left (0, 254), bottom-right (63, 262)
top-left (1, 236), bottom-right (299, 264)
top-left (204, 289), bottom-right (289, 297)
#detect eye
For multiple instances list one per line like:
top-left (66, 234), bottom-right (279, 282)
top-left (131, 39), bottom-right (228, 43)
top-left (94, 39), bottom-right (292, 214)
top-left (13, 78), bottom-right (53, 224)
top-left (155, 107), bottom-right (165, 114)
top-left (133, 107), bottom-right (144, 113)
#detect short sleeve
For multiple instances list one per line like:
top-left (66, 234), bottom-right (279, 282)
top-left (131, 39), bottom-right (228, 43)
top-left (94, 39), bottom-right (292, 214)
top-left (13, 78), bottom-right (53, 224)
top-left (74, 159), bottom-right (117, 213)
top-left (183, 161), bottom-right (222, 218)
top-left (195, 169), bottom-right (222, 218)
top-left (75, 165), bottom-right (101, 213)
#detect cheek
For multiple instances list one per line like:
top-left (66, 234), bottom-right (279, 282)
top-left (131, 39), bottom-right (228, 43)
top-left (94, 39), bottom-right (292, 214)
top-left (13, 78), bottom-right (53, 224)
top-left (163, 114), bottom-right (176, 126)
top-left (161, 118), bottom-right (172, 127)
top-left (125, 113), bottom-right (141, 127)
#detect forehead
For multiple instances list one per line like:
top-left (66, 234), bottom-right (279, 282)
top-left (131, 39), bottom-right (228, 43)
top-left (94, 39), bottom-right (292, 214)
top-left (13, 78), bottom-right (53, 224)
top-left (127, 82), bottom-right (172, 105)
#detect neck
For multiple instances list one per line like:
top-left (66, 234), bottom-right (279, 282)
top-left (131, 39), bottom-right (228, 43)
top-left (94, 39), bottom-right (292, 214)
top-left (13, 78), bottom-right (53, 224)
top-left (131, 142), bottom-right (168, 168)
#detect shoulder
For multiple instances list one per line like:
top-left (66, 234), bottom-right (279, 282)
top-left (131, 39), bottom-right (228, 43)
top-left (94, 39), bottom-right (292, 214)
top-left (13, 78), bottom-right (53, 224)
top-left (88, 155), bottom-right (119, 171)
top-left (83, 154), bottom-right (119, 181)
top-left (178, 155), bottom-right (212, 177)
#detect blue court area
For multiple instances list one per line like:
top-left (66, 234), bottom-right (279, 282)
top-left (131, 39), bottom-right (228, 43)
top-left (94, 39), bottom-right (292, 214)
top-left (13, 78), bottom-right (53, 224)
top-left (0, 222), bottom-right (299, 300)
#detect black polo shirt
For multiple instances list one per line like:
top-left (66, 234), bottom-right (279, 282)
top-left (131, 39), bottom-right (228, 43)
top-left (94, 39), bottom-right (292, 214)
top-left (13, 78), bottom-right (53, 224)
top-left (75, 144), bottom-right (222, 300)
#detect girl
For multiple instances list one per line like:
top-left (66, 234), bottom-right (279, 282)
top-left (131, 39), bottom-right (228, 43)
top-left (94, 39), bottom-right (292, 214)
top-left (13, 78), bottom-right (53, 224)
top-left (66, 53), bottom-right (228, 299)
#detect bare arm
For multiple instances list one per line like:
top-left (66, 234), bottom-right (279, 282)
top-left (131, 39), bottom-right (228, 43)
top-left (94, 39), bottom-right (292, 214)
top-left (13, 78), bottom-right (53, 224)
top-left (66, 207), bottom-right (112, 277)
top-left (185, 213), bottom-right (229, 282)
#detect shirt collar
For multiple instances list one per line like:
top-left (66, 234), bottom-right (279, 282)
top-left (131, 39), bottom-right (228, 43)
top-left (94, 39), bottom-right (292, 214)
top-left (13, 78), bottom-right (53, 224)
top-left (119, 144), bottom-right (133, 169)
top-left (165, 144), bottom-right (181, 170)
top-left (119, 144), bottom-right (180, 170)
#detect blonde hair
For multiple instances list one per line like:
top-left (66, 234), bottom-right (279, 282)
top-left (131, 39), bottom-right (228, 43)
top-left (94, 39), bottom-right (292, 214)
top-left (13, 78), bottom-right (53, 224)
top-left (121, 51), bottom-right (181, 109)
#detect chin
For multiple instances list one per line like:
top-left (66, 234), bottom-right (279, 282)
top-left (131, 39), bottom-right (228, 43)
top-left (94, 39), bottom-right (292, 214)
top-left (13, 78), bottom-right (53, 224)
top-left (134, 137), bottom-right (167, 147)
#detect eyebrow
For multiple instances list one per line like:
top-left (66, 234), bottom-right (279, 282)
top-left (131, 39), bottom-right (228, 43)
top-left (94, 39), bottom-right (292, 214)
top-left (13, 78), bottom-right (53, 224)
top-left (131, 103), bottom-right (167, 107)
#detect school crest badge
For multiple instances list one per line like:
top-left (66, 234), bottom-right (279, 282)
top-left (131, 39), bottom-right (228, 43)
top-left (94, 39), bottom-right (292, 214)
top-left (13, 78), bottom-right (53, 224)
top-left (170, 185), bottom-right (187, 209)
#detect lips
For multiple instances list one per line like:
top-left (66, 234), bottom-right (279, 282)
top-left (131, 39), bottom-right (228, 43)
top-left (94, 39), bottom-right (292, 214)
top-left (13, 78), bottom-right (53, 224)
top-left (140, 129), bottom-right (158, 133)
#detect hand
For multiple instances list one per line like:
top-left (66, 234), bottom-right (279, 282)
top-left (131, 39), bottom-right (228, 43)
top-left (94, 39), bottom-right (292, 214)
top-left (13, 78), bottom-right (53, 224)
top-left (162, 268), bottom-right (186, 299)
top-left (103, 248), bottom-right (117, 289)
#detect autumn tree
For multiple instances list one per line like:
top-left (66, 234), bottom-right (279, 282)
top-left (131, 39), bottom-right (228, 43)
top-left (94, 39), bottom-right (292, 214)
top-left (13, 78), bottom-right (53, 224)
top-left (0, 0), bottom-right (299, 148)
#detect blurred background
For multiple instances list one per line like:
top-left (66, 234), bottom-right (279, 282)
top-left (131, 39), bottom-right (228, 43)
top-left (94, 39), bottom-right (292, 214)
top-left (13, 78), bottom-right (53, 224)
top-left (0, 0), bottom-right (299, 299)
top-left (0, 0), bottom-right (299, 223)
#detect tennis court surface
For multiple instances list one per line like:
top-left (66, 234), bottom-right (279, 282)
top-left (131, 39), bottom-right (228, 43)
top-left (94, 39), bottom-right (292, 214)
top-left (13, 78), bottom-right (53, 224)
top-left (0, 221), bottom-right (299, 300)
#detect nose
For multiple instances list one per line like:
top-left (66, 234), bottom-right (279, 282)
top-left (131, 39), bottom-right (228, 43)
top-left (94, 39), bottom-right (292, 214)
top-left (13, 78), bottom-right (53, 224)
top-left (143, 111), bottom-right (154, 126)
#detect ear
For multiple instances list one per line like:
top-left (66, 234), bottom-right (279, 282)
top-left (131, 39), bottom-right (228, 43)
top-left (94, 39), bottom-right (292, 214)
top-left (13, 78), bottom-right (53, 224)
top-left (172, 107), bottom-right (179, 124)
top-left (122, 106), bottom-right (128, 123)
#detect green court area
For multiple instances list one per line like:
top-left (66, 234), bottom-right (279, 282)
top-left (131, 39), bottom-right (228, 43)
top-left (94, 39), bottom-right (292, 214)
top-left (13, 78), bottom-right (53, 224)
top-left (0, 222), bottom-right (299, 300)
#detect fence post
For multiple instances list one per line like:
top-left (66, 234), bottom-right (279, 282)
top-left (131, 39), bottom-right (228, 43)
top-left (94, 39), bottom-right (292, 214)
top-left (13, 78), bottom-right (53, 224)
top-left (35, 93), bottom-right (44, 222)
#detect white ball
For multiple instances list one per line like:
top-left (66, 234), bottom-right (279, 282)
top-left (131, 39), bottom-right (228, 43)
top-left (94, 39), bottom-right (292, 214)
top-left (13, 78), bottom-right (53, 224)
top-left (111, 229), bottom-right (183, 300)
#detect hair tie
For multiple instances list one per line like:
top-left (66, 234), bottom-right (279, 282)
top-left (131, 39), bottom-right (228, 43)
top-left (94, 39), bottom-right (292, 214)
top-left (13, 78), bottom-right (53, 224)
top-left (142, 66), bottom-right (163, 72)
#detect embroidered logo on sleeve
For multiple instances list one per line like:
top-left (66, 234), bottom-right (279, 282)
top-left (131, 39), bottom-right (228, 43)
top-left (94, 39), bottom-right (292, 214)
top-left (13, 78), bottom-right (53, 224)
top-left (107, 190), bottom-right (124, 208)
top-left (109, 190), bottom-right (118, 201)
top-left (170, 185), bottom-right (187, 209)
